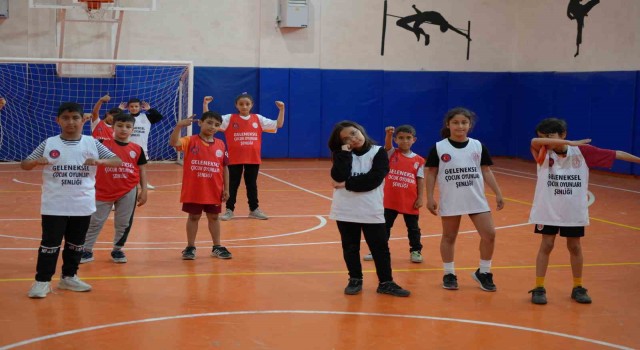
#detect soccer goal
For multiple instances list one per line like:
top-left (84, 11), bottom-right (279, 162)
top-left (0, 57), bottom-right (193, 162)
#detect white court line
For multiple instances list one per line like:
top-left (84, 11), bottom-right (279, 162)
top-left (259, 171), bottom-right (333, 200)
top-left (0, 222), bottom-right (530, 250)
top-left (11, 178), bottom-right (40, 186)
top-left (0, 310), bottom-right (631, 350)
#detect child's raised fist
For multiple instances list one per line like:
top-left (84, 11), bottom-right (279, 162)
top-left (204, 96), bottom-right (213, 103)
top-left (275, 101), bottom-right (285, 109)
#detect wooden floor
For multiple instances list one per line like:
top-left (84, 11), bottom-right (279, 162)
top-left (0, 158), bottom-right (639, 349)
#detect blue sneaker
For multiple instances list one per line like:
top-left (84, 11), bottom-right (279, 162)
top-left (111, 249), bottom-right (127, 263)
top-left (80, 251), bottom-right (94, 264)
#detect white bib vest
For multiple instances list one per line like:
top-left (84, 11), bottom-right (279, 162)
top-left (436, 138), bottom-right (489, 216)
top-left (130, 112), bottom-right (151, 154)
top-left (41, 136), bottom-right (99, 216)
top-left (529, 146), bottom-right (590, 226)
top-left (330, 145), bottom-right (385, 224)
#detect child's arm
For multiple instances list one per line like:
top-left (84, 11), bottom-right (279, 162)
top-left (330, 145), bottom-right (353, 182)
top-left (414, 176), bottom-right (425, 209)
top-left (21, 157), bottom-right (49, 170)
top-left (92, 94), bottom-right (110, 122)
top-left (0, 97), bottom-right (6, 110)
top-left (222, 165), bottom-right (230, 202)
top-left (137, 164), bottom-right (148, 206)
top-left (341, 147), bottom-right (389, 192)
top-left (203, 96), bottom-right (213, 113)
top-left (530, 138), bottom-right (591, 154)
top-left (384, 126), bottom-right (394, 152)
top-left (425, 167), bottom-right (438, 215)
top-left (615, 151), bottom-right (640, 164)
top-left (481, 166), bottom-right (504, 211)
top-left (169, 116), bottom-right (196, 147)
top-left (21, 141), bottom-right (49, 170)
top-left (275, 101), bottom-right (285, 128)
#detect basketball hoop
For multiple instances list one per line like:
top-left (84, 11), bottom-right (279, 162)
top-left (78, 0), bottom-right (113, 20)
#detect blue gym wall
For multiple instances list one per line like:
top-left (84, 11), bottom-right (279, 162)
top-left (194, 67), bottom-right (640, 175)
top-left (1, 66), bottom-right (638, 175)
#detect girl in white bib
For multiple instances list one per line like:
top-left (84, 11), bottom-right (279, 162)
top-left (426, 107), bottom-right (504, 292)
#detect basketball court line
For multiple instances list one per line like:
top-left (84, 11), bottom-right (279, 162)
top-left (1, 261), bottom-right (639, 283)
top-left (0, 310), bottom-right (633, 350)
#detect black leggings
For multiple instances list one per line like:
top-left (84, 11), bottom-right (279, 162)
top-left (384, 208), bottom-right (423, 252)
top-left (36, 215), bottom-right (91, 282)
top-left (226, 164), bottom-right (260, 211)
top-left (337, 221), bottom-right (393, 282)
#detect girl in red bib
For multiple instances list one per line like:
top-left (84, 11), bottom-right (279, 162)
top-left (203, 93), bottom-right (285, 221)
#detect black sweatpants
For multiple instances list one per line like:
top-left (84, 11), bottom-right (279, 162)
top-left (337, 221), bottom-right (393, 282)
top-left (226, 164), bottom-right (260, 212)
top-left (384, 208), bottom-right (423, 253)
top-left (35, 215), bottom-right (91, 282)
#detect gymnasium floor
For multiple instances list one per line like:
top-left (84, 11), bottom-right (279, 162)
top-left (0, 158), bottom-right (639, 349)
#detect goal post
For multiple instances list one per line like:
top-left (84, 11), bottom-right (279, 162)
top-left (0, 57), bottom-right (193, 162)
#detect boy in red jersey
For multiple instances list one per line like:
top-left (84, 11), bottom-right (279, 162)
top-left (90, 94), bottom-right (122, 142)
top-left (82, 113), bottom-right (148, 264)
top-left (169, 112), bottom-right (231, 260)
top-left (364, 125), bottom-right (426, 263)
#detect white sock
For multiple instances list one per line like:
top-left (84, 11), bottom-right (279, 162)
top-left (479, 259), bottom-right (492, 273)
top-left (443, 262), bottom-right (455, 275)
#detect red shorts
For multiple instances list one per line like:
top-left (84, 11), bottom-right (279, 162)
top-left (182, 203), bottom-right (222, 215)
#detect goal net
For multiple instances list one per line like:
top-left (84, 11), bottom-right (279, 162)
top-left (0, 58), bottom-right (193, 162)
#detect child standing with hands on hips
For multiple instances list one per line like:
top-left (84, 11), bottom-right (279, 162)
top-left (329, 121), bottom-right (410, 297)
top-left (527, 118), bottom-right (640, 305)
top-left (203, 93), bottom-right (284, 220)
top-left (169, 112), bottom-right (231, 260)
top-left (426, 107), bottom-right (504, 292)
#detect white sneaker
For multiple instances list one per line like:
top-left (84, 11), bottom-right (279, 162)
top-left (248, 208), bottom-right (268, 220)
top-left (220, 209), bottom-right (234, 221)
top-left (363, 253), bottom-right (373, 261)
top-left (58, 275), bottom-right (92, 292)
top-left (27, 281), bottom-right (52, 298)
top-left (147, 183), bottom-right (156, 190)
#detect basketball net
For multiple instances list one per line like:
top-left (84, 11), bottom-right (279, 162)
top-left (85, 7), bottom-right (108, 20)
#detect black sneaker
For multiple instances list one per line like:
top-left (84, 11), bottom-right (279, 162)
top-left (376, 281), bottom-right (410, 297)
top-left (110, 249), bottom-right (127, 263)
top-left (211, 245), bottom-right (232, 259)
top-left (344, 278), bottom-right (363, 295)
top-left (472, 269), bottom-right (497, 292)
top-left (571, 286), bottom-right (592, 304)
top-left (443, 273), bottom-right (459, 290)
top-left (181, 246), bottom-right (196, 260)
top-left (528, 287), bottom-right (547, 305)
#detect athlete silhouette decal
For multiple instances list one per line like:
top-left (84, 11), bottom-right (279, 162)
top-left (567, 0), bottom-right (600, 57)
top-left (381, 1), bottom-right (471, 60)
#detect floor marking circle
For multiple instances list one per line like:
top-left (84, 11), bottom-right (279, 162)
top-left (0, 310), bottom-right (631, 350)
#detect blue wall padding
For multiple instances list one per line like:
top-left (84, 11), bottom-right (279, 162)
top-left (320, 70), bottom-right (384, 158)
top-left (588, 72), bottom-right (635, 174)
top-left (382, 71), bottom-right (448, 158)
top-left (447, 72), bottom-right (513, 157)
top-left (258, 68), bottom-right (290, 158)
top-left (2, 65), bottom-right (639, 175)
top-left (510, 73), bottom-right (555, 159)
top-left (288, 69), bottom-right (323, 158)
top-left (634, 71), bottom-right (640, 175)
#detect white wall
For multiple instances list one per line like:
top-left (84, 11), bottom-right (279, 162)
top-left (0, 0), bottom-right (638, 71)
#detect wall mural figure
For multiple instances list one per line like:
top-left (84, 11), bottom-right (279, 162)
top-left (567, 0), bottom-right (600, 57)
top-left (381, 1), bottom-right (471, 60)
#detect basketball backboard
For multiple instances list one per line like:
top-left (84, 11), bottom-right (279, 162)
top-left (28, 0), bottom-right (157, 12)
